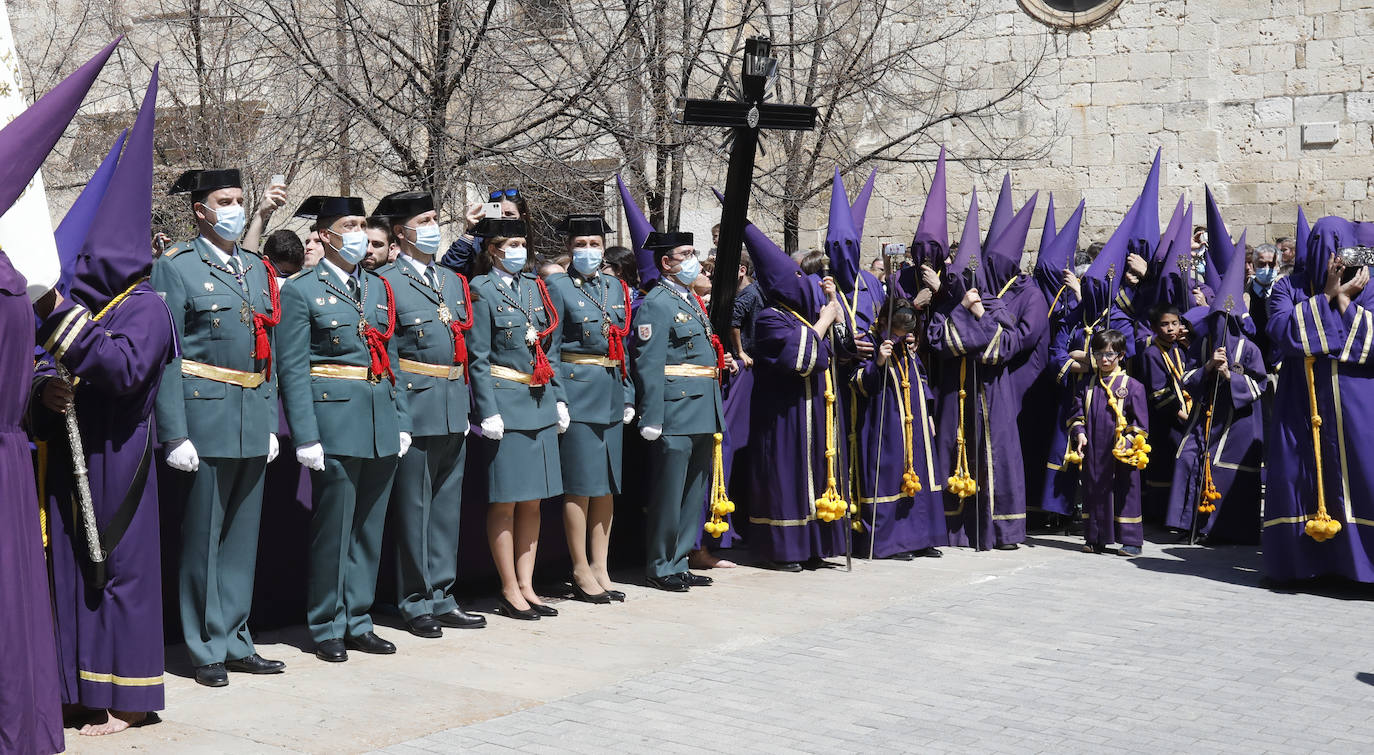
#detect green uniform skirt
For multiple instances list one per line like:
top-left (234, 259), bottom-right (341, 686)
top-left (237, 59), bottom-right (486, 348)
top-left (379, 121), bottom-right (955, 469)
top-left (487, 425), bottom-right (562, 502)
top-left (558, 420), bottom-right (622, 497)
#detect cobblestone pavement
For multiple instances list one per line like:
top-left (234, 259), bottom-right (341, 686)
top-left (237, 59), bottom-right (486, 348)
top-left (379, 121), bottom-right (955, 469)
top-left (380, 537), bottom-right (1374, 755)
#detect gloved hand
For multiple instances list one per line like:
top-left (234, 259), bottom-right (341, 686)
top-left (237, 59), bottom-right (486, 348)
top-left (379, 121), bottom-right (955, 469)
top-left (398, 431), bottom-right (412, 458)
top-left (623, 404), bottom-right (636, 424)
top-left (481, 415), bottom-right (505, 441)
top-left (267, 433), bottom-right (280, 463)
top-left (166, 438), bottom-right (200, 472)
top-left (556, 402), bottom-right (570, 433)
top-left (296, 441), bottom-right (325, 471)
top-left (640, 424), bottom-right (662, 442)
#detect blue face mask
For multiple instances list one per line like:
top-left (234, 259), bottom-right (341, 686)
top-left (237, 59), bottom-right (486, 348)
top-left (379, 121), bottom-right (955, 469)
top-left (410, 224), bottom-right (442, 256)
top-left (1253, 267), bottom-right (1276, 286)
top-left (500, 245), bottom-right (527, 273)
top-left (333, 230), bottom-right (368, 265)
top-left (674, 254), bottom-right (701, 286)
top-left (573, 248), bottom-right (603, 276)
top-left (209, 203), bottom-right (246, 241)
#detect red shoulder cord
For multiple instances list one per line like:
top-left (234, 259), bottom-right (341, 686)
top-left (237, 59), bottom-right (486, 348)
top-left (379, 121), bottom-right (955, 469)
top-left (530, 277), bottom-right (559, 386)
top-left (606, 278), bottom-right (633, 380)
top-left (253, 260), bottom-right (282, 377)
top-left (363, 277), bottom-right (397, 384)
top-left (692, 292), bottom-right (726, 379)
top-left (449, 273), bottom-right (475, 373)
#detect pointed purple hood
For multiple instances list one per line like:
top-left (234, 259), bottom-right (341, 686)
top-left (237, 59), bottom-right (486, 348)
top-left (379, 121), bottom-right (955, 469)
top-left (1154, 197), bottom-right (1194, 309)
top-left (1295, 206), bottom-right (1310, 267)
top-left (1210, 230), bottom-right (1249, 318)
top-left (54, 129), bottom-right (126, 297)
top-left (911, 147), bottom-right (948, 268)
top-left (0, 38), bottom-right (120, 216)
top-left (1128, 149), bottom-right (1162, 259)
top-left (825, 166), bottom-right (873, 292)
top-left (70, 66), bottom-right (157, 311)
top-left (746, 222), bottom-right (818, 315)
top-left (1080, 199), bottom-right (1139, 320)
top-left (1203, 186), bottom-right (1234, 293)
top-left (1033, 199), bottom-right (1084, 301)
top-left (1038, 194), bottom-right (1057, 259)
top-left (942, 189), bottom-right (980, 300)
top-left (983, 173), bottom-right (1013, 250)
top-left (616, 174), bottom-right (658, 289)
top-left (981, 192), bottom-right (1038, 294)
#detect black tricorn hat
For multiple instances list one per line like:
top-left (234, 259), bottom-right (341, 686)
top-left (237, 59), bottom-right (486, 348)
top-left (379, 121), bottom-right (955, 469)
top-left (168, 168), bottom-right (242, 195)
top-left (559, 213), bottom-right (612, 238)
top-left (372, 191), bottom-right (434, 222)
top-left (644, 231), bottom-right (693, 251)
top-left (294, 195), bottom-right (366, 221)
top-left (472, 217), bottom-right (528, 238)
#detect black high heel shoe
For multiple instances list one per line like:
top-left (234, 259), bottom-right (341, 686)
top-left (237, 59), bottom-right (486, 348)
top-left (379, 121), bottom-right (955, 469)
top-left (569, 577), bottom-right (612, 604)
top-left (494, 595), bottom-right (539, 621)
top-left (528, 601), bottom-right (558, 617)
top-left (605, 589), bottom-right (626, 602)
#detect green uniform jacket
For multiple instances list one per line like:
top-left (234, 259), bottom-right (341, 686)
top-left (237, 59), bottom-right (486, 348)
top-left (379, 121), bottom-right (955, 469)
top-left (151, 238), bottom-right (278, 458)
top-left (545, 271), bottom-right (633, 425)
top-left (468, 271), bottom-right (563, 431)
top-left (277, 263), bottom-right (410, 458)
top-left (380, 257), bottom-right (472, 437)
top-left (630, 280), bottom-right (724, 436)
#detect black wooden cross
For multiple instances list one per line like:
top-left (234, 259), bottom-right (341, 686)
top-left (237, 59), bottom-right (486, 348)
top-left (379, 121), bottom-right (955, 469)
top-left (676, 36), bottom-right (818, 337)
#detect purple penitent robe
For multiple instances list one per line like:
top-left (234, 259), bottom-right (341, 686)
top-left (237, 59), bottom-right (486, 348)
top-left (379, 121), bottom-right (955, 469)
top-left (1070, 370), bottom-right (1148, 548)
top-left (32, 282), bottom-right (174, 713)
top-left (0, 252), bottom-right (63, 755)
top-left (747, 307), bottom-right (847, 562)
top-left (850, 341), bottom-right (947, 557)
top-left (1136, 338), bottom-right (1192, 522)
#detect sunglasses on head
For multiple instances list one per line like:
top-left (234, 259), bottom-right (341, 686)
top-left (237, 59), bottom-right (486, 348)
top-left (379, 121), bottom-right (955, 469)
top-left (489, 188), bottom-right (521, 201)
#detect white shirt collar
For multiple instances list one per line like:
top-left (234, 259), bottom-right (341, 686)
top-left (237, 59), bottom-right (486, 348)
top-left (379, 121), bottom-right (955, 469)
top-left (401, 253), bottom-right (428, 277)
top-left (660, 275), bottom-right (689, 295)
top-left (494, 266), bottom-right (516, 286)
top-left (199, 236), bottom-right (236, 267)
top-left (320, 257), bottom-right (355, 287)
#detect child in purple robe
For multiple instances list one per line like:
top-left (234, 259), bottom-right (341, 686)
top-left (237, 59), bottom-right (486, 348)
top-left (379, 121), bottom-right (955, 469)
top-left (1070, 329), bottom-right (1148, 556)
top-left (1136, 304), bottom-right (1193, 522)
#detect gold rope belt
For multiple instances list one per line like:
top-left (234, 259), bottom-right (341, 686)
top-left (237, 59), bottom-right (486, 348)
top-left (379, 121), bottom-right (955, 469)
top-left (663, 363), bottom-right (718, 379)
top-left (398, 358), bottom-right (465, 380)
top-left (562, 353), bottom-right (621, 368)
top-left (310, 364), bottom-right (371, 381)
top-left (181, 359), bottom-right (267, 388)
top-left (490, 364), bottom-right (532, 385)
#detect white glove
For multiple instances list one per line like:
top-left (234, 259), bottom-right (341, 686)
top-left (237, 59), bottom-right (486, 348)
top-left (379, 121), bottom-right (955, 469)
top-left (481, 415), bottom-right (505, 441)
top-left (623, 404), bottom-right (636, 425)
top-left (556, 402), bottom-right (570, 433)
top-left (640, 424), bottom-right (662, 442)
top-left (296, 441), bottom-right (325, 471)
top-left (267, 433), bottom-right (280, 463)
top-left (398, 431), bottom-right (412, 458)
top-left (166, 438), bottom-right (200, 472)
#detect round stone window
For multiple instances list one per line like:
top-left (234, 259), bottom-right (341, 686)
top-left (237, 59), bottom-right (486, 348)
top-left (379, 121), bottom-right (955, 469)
top-left (1020, 0), bottom-right (1125, 28)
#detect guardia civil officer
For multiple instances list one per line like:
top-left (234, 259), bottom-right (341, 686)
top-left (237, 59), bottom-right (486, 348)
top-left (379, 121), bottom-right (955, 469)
top-left (277, 196), bottom-right (410, 661)
top-left (152, 169), bottom-right (285, 687)
top-left (632, 231), bottom-right (732, 592)
top-left (546, 215), bottom-right (635, 603)
top-left (374, 191), bottom-right (486, 637)
top-left (467, 217), bottom-right (565, 620)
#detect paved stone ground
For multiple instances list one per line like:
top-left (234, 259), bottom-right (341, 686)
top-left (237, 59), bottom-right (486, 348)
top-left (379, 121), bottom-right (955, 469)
top-left (70, 534), bottom-right (1374, 754)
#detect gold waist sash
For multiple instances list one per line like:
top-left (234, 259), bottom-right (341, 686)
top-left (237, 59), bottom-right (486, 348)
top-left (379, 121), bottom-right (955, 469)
top-left (181, 360), bottom-right (267, 388)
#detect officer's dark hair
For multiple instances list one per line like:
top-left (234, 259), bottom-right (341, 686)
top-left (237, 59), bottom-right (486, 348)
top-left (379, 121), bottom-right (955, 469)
top-left (1089, 328), bottom-right (1127, 354)
top-left (1149, 303), bottom-right (1182, 326)
top-left (262, 229), bottom-right (304, 270)
top-left (603, 245), bottom-right (638, 288)
top-left (365, 216), bottom-right (390, 234)
top-left (476, 235), bottom-right (531, 275)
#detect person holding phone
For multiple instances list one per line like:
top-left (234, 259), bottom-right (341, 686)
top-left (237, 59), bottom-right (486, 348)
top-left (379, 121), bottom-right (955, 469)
top-left (440, 188), bottom-right (530, 278)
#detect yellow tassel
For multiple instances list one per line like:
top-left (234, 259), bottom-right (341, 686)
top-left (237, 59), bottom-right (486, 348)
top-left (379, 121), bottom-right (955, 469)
top-left (812, 364), bottom-right (848, 522)
top-left (704, 432), bottom-right (733, 537)
top-left (1303, 355), bottom-right (1341, 542)
top-left (947, 360), bottom-right (978, 498)
top-left (895, 354), bottom-right (922, 496)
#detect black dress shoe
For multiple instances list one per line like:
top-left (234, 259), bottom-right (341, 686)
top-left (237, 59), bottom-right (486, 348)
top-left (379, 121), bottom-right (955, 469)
top-left (194, 663), bottom-right (228, 687)
top-left (885, 551), bottom-right (917, 561)
top-left (762, 560), bottom-right (803, 573)
top-left (569, 577), bottom-right (613, 604)
top-left (494, 595), bottom-right (540, 620)
top-left (679, 571), bottom-right (713, 587)
top-left (225, 654), bottom-right (285, 674)
top-left (605, 589), bottom-right (626, 602)
top-left (405, 614), bottom-right (443, 639)
top-left (916, 547), bottom-right (943, 558)
top-left (646, 574), bottom-right (689, 592)
top-left (994, 543), bottom-right (1020, 551)
top-left (315, 639), bottom-right (347, 663)
top-left (434, 607), bottom-right (487, 629)
top-left (529, 602), bottom-right (558, 617)
top-left (345, 631), bottom-right (397, 655)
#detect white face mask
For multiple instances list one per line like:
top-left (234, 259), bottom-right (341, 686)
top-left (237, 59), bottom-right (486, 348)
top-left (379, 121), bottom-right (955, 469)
top-left (208, 203), bottom-right (246, 240)
top-left (500, 245), bottom-right (528, 273)
top-left (573, 248), bottom-right (603, 276)
top-left (410, 224), bottom-right (443, 256)
top-left (674, 254), bottom-right (702, 285)
top-left (333, 230), bottom-right (369, 265)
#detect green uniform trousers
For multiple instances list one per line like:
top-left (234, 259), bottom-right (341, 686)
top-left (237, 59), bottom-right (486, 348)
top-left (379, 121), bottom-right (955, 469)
top-left (644, 433), bottom-right (712, 578)
top-left (308, 455), bottom-right (398, 643)
top-left (390, 434), bottom-right (466, 620)
top-left (178, 456), bottom-right (267, 667)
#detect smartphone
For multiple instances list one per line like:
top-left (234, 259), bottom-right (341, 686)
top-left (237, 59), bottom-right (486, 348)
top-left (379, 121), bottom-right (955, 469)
top-left (482, 201), bottom-right (503, 219)
top-left (882, 242), bottom-right (907, 258)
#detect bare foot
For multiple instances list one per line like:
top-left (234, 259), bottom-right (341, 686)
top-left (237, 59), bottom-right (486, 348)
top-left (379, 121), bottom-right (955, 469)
top-left (62, 704), bottom-right (100, 730)
top-left (688, 549), bottom-right (737, 570)
top-left (78, 710), bottom-right (148, 736)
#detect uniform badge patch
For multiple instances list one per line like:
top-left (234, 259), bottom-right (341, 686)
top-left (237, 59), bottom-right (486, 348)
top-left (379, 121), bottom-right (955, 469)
top-left (203, 281), bottom-right (215, 291)
top-left (638, 324), bottom-right (653, 340)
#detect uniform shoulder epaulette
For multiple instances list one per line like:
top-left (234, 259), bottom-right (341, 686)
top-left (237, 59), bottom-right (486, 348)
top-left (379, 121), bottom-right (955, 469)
top-left (287, 268), bottom-right (312, 281)
top-left (239, 247), bottom-right (264, 262)
top-left (161, 242), bottom-right (194, 259)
